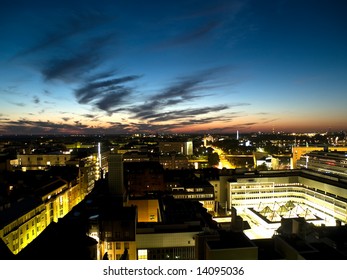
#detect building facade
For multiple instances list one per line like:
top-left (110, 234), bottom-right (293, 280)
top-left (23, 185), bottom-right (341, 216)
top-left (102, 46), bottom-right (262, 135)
top-left (0, 170), bottom-right (91, 255)
top-left (227, 171), bottom-right (347, 224)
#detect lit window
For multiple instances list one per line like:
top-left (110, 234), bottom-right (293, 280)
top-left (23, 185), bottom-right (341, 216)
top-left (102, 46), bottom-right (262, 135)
top-left (138, 249), bottom-right (148, 260)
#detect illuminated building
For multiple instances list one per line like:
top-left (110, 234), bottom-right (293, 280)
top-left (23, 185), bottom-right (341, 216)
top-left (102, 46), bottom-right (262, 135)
top-left (159, 140), bottom-right (193, 156)
top-left (128, 198), bottom-right (161, 223)
top-left (0, 197), bottom-right (45, 255)
top-left (136, 230), bottom-right (197, 260)
top-left (165, 169), bottom-right (215, 211)
top-left (135, 197), bottom-right (213, 260)
top-left (123, 151), bottom-right (151, 162)
top-left (87, 157), bottom-right (217, 260)
top-left (291, 146), bottom-right (347, 169)
top-left (0, 167), bottom-right (91, 255)
top-left (203, 135), bottom-right (214, 147)
top-left (122, 151), bottom-right (191, 170)
top-left (83, 195), bottom-right (138, 260)
top-left (297, 150), bottom-right (347, 177)
top-left (171, 186), bottom-right (215, 212)
top-left (16, 215), bottom-right (98, 260)
top-left (17, 152), bottom-right (73, 170)
top-left (86, 154), bottom-right (138, 260)
top-left (16, 146), bottom-right (108, 183)
top-left (97, 205), bottom-right (137, 260)
top-left (226, 170), bottom-right (347, 232)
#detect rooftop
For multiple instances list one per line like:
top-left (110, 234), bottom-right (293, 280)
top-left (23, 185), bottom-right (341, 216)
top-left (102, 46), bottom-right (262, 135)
top-left (206, 230), bottom-right (257, 250)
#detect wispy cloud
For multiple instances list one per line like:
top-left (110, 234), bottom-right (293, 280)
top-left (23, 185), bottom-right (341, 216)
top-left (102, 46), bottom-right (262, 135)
top-left (10, 101), bottom-right (25, 107)
top-left (158, 21), bottom-right (220, 48)
top-left (0, 118), bottom-right (113, 135)
top-left (13, 11), bottom-right (113, 59)
top-left (131, 77), bottom-right (205, 119)
top-left (0, 113), bottom-right (10, 122)
top-left (179, 0), bottom-right (245, 19)
top-left (261, 118), bottom-right (279, 124)
top-left (1, 4), bottom-right (251, 134)
top-left (129, 67), bottom-right (233, 121)
top-left (33, 96), bottom-right (40, 104)
top-left (142, 105), bottom-right (229, 122)
top-left (41, 34), bottom-right (116, 82)
top-left (74, 74), bottom-right (141, 113)
top-left (82, 113), bottom-right (98, 119)
top-left (156, 0), bottom-right (245, 49)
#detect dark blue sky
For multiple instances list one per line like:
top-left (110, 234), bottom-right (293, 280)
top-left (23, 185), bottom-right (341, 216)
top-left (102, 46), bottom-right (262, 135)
top-left (1, 0), bottom-right (347, 134)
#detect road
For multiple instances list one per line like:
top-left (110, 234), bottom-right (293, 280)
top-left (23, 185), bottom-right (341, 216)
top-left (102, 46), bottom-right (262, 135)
top-left (209, 146), bottom-right (235, 169)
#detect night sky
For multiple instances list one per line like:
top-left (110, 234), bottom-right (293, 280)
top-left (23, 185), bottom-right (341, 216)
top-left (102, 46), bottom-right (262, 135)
top-left (1, 0), bottom-right (347, 135)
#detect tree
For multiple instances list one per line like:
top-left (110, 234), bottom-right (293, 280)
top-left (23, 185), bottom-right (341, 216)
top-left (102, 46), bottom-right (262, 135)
top-left (208, 152), bottom-right (220, 167)
top-left (257, 162), bottom-right (268, 171)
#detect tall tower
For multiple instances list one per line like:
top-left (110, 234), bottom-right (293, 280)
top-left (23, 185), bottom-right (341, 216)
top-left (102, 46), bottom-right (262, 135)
top-left (108, 154), bottom-right (124, 197)
top-left (236, 130), bottom-right (239, 140)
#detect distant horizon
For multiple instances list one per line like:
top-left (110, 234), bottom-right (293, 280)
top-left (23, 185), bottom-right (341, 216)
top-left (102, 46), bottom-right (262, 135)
top-left (1, 0), bottom-right (347, 135)
top-left (0, 129), bottom-right (346, 138)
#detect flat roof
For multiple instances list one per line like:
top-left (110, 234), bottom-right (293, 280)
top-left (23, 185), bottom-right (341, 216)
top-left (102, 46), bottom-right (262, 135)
top-left (0, 197), bottom-right (42, 227)
top-left (207, 231), bottom-right (256, 250)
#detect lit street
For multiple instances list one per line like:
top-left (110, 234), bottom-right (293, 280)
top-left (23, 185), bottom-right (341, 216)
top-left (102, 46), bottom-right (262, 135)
top-left (209, 146), bottom-right (235, 169)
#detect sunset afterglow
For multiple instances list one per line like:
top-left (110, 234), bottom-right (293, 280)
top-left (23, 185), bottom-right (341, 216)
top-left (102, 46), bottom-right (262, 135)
top-left (1, 0), bottom-right (346, 135)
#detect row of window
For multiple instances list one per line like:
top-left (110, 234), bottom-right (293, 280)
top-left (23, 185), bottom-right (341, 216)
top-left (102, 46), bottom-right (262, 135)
top-left (144, 247), bottom-right (195, 260)
top-left (104, 231), bottom-right (131, 239)
top-left (107, 253), bottom-right (125, 260)
top-left (232, 192), bottom-right (346, 208)
top-left (106, 242), bottom-right (130, 250)
top-left (2, 213), bottom-right (44, 237)
top-left (2, 183), bottom-right (88, 254)
top-left (173, 194), bottom-right (214, 199)
top-left (231, 184), bottom-right (347, 205)
top-left (25, 156), bottom-right (68, 161)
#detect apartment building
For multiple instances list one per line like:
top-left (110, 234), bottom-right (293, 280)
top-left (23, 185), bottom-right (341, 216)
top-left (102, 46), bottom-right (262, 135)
top-left (0, 167), bottom-right (90, 255)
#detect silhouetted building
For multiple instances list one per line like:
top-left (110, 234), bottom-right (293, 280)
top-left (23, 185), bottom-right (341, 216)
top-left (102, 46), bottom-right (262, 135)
top-left (124, 161), bottom-right (165, 197)
top-left (165, 169), bottom-right (215, 211)
top-left (274, 218), bottom-right (347, 259)
top-left (16, 218), bottom-right (97, 260)
top-left (98, 204), bottom-right (137, 260)
top-left (159, 154), bottom-right (189, 169)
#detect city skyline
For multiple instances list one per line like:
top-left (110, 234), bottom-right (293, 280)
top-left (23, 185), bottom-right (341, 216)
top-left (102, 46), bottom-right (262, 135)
top-left (1, 0), bottom-right (347, 135)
